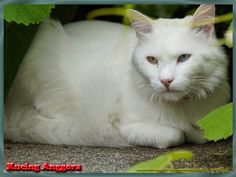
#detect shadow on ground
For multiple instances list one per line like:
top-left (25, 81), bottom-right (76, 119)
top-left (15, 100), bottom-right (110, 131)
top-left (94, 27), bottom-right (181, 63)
top-left (4, 139), bottom-right (232, 173)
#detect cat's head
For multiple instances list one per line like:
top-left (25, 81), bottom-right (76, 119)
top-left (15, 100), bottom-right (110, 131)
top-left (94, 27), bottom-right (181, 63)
top-left (128, 5), bottom-right (228, 102)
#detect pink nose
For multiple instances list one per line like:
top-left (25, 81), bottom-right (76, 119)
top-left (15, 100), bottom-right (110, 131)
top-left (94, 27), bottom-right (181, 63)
top-left (161, 79), bottom-right (173, 89)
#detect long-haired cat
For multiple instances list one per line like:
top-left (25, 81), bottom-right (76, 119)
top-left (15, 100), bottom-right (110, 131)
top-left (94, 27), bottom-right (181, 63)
top-left (4, 4), bottom-right (230, 148)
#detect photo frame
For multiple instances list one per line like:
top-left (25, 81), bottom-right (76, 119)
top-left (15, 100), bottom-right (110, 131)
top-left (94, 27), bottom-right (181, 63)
top-left (0, 0), bottom-right (235, 176)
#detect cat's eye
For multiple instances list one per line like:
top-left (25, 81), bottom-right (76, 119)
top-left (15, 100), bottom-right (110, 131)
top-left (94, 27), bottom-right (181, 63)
top-left (146, 56), bottom-right (158, 64)
top-left (177, 54), bottom-right (191, 63)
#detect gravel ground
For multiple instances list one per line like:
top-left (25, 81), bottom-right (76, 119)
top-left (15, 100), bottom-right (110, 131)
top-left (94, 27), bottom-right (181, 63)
top-left (4, 139), bottom-right (232, 173)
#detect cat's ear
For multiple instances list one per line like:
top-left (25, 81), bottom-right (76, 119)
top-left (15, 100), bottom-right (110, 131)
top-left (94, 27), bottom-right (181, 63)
top-left (193, 4), bottom-right (215, 37)
top-left (127, 9), bottom-right (153, 40)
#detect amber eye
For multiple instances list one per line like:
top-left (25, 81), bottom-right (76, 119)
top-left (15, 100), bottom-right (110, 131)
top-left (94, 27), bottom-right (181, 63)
top-left (146, 56), bottom-right (158, 64)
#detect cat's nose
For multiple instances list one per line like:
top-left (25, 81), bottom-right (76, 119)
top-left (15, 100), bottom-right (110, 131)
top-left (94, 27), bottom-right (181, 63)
top-left (160, 79), bottom-right (173, 89)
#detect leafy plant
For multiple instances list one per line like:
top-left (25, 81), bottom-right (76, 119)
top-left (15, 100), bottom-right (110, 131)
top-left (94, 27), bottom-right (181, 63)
top-left (225, 22), bottom-right (233, 48)
top-left (4, 4), bottom-right (55, 25)
top-left (127, 150), bottom-right (193, 173)
top-left (86, 4), bottom-right (135, 25)
top-left (197, 102), bottom-right (233, 141)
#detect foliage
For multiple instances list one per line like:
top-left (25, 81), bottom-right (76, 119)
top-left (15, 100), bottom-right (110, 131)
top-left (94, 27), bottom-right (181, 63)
top-left (225, 22), bottom-right (233, 48)
top-left (87, 4), bottom-right (135, 25)
top-left (136, 4), bottom-right (189, 18)
top-left (128, 102), bottom-right (233, 173)
top-left (4, 4), bottom-right (55, 25)
top-left (197, 103), bottom-right (233, 142)
top-left (127, 150), bottom-right (193, 173)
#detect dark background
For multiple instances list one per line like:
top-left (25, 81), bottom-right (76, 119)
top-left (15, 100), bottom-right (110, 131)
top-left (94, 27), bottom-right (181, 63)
top-left (4, 5), bottom-right (233, 99)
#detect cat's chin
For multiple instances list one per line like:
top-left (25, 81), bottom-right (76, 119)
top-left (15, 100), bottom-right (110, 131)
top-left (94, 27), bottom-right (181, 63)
top-left (158, 91), bottom-right (189, 103)
top-left (147, 86), bottom-right (188, 102)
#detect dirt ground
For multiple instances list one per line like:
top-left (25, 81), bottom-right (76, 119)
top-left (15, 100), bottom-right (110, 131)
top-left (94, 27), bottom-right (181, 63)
top-left (4, 139), bottom-right (232, 173)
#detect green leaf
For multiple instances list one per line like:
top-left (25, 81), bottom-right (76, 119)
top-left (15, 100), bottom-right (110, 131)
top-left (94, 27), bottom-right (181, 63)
top-left (127, 150), bottom-right (193, 173)
top-left (4, 4), bottom-right (55, 25)
top-left (225, 22), bottom-right (233, 48)
top-left (197, 102), bottom-right (233, 141)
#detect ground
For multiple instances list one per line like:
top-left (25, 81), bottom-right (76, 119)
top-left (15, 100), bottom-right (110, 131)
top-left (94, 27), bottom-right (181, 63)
top-left (4, 139), bottom-right (232, 173)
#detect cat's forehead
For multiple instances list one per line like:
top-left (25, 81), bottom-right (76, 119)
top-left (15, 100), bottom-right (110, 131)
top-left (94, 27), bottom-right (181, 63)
top-left (142, 16), bottom-right (205, 56)
top-left (150, 16), bottom-right (196, 46)
top-left (152, 16), bottom-right (193, 28)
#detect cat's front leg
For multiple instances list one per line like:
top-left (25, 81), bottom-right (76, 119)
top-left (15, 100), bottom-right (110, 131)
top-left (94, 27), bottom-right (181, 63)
top-left (185, 124), bottom-right (207, 144)
top-left (119, 122), bottom-right (185, 148)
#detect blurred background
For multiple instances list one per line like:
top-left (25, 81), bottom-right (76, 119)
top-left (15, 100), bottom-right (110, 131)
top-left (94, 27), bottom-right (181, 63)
top-left (4, 4), bottom-right (233, 99)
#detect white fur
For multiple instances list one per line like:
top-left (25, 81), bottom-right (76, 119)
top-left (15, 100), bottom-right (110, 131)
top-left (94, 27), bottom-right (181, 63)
top-left (4, 8), bottom-right (230, 148)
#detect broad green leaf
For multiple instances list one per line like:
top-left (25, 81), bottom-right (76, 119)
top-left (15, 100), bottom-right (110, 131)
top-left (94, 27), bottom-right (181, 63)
top-left (197, 102), bottom-right (232, 141)
top-left (4, 4), bottom-right (55, 25)
top-left (127, 150), bottom-right (193, 173)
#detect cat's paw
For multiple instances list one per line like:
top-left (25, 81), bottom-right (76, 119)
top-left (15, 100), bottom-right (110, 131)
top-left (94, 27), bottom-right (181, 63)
top-left (119, 122), bottom-right (185, 148)
top-left (153, 128), bottom-right (185, 148)
top-left (185, 125), bottom-right (207, 144)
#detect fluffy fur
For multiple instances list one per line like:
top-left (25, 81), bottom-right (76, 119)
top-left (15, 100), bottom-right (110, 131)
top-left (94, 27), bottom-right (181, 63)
top-left (4, 5), bottom-right (230, 148)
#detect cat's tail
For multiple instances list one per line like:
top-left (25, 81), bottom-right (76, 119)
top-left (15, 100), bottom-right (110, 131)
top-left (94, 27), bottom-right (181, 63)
top-left (30, 18), bottom-right (66, 47)
top-left (4, 18), bottom-right (66, 143)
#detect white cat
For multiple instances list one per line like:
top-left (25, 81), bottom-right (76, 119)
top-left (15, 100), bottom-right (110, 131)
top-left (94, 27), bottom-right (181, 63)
top-left (4, 4), bottom-right (230, 148)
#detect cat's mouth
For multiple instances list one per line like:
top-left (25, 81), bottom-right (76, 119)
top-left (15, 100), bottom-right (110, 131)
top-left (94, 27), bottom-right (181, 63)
top-left (150, 85), bottom-right (188, 101)
top-left (159, 89), bottom-right (190, 102)
top-left (161, 91), bottom-right (191, 102)
top-left (162, 89), bottom-right (181, 93)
